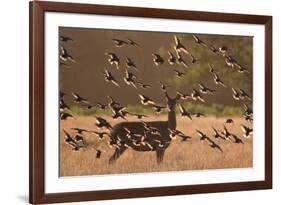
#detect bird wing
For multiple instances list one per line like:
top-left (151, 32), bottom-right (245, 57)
top-left (104, 69), bottom-right (110, 76)
top-left (219, 80), bottom-right (227, 87)
top-left (60, 46), bottom-right (66, 54)
top-left (111, 78), bottom-right (119, 87)
top-left (66, 141), bottom-right (79, 149)
top-left (198, 83), bottom-right (205, 89)
top-left (71, 92), bottom-right (79, 100)
top-left (240, 125), bottom-right (248, 133)
top-left (127, 38), bottom-right (139, 46)
top-left (174, 35), bottom-right (180, 45)
top-left (205, 136), bottom-right (214, 144)
top-left (192, 35), bottom-right (199, 42)
top-left (180, 59), bottom-right (188, 67)
top-left (138, 94), bottom-right (145, 101)
top-left (179, 104), bottom-right (186, 114)
top-left (232, 88), bottom-right (238, 95)
top-left (198, 96), bottom-right (205, 103)
top-left (112, 39), bottom-right (124, 44)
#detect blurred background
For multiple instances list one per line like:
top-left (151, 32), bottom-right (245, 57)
top-left (59, 27), bottom-right (253, 117)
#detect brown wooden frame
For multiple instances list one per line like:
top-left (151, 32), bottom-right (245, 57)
top-left (29, 1), bottom-right (272, 204)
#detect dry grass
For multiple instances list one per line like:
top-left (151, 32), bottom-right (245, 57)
top-left (60, 116), bottom-right (252, 176)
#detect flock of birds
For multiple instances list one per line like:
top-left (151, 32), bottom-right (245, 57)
top-left (59, 33), bottom-right (253, 159)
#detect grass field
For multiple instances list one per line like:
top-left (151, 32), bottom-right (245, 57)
top-left (59, 116), bottom-right (253, 176)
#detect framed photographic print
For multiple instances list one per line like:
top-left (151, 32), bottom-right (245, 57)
top-left (29, 1), bottom-right (272, 204)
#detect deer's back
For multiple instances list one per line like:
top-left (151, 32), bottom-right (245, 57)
top-left (110, 121), bottom-right (171, 151)
top-left (112, 121), bottom-right (168, 134)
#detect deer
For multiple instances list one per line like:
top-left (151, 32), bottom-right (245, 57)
top-left (108, 91), bottom-right (181, 164)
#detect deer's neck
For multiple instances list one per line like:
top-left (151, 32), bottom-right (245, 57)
top-left (167, 110), bottom-right (176, 130)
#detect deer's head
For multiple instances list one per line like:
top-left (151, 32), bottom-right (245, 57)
top-left (165, 91), bottom-right (181, 111)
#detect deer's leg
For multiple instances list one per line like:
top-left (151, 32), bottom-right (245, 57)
top-left (109, 146), bottom-right (127, 164)
top-left (156, 149), bottom-right (165, 164)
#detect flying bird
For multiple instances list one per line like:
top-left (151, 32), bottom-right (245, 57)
top-left (190, 54), bottom-right (200, 64)
top-left (232, 88), bottom-right (241, 100)
top-left (124, 128), bottom-right (145, 142)
top-left (225, 118), bottom-right (234, 124)
top-left (207, 45), bottom-right (220, 55)
top-left (241, 124), bottom-right (253, 138)
top-left (218, 46), bottom-right (228, 54)
top-left (60, 111), bottom-right (74, 120)
top-left (60, 36), bottom-right (73, 42)
top-left (142, 122), bottom-right (161, 135)
top-left (209, 142), bottom-right (223, 152)
top-left (173, 70), bottom-right (185, 78)
top-left (127, 38), bottom-right (140, 47)
top-left (198, 83), bottom-right (215, 94)
top-left (152, 104), bottom-right (166, 114)
top-left (168, 51), bottom-right (177, 65)
top-left (191, 89), bottom-right (205, 102)
top-left (192, 35), bottom-right (208, 48)
top-left (213, 73), bottom-right (227, 87)
top-left (59, 99), bottom-right (70, 111)
top-left (130, 113), bottom-right (148, 119)
top-left (110, 104), bottom-right (127, 120)
top-left (105, 52), bottom-right (120, 70)
top-left (91, 131), bottom-right (110, 139)
top-left (63, 130), bottom-right (80, 151)
top-left (71, 128), bottom-right (89, 134)
top-left (221, 126), bottom-right (232, 141)
top-left (179, 104), bottom-right (192, 120)
top-left (243, 103), bottom-right (253, 116)
top-left (230, 134), bottom-right (244, 144)
top-left (60, 46), bottom-right (76, 62)
top-left (124, 69), bottom-right (137, 88)
top-left (111, 109), bottom-right (127, 120)
top-left (208, 63), bottom-right (216, 74)
top-left (244, 115), bottom-right (253, 122)
top-left (152, 53), bottom-right (164, 66)
top-left (224, 55), bottom-right (242, 69)
top-left (95, 102), bottom-right (108, 110)
top-left (63, 129), bottom-right (75, 144)
top-left (176, 52), bottom-right (189, 68)
top-left (168, 129), bottom-right (192, 141)
top-left (237, 65), bottom-right (249, 74)
top-left (212, 127), bottom-right (226, 140)
top-left (107, 96), bottom-right (121, 108)
top-left (112, 38), bottom-right (128, 47)
top-left (109, 102), bottom-right (126, 114)
top-left (71, 92), bottom-right (89, 104)
top-left (138, 94), bottom-right (155, 105)
top-left (159, 81), bottom-right (170, 91)
top-left (137, 81), bottom-right (151, 89)
top-left (239, 88), bottom-right (251, 100)
top-left (177, 91), bottom-right (191, 100)
top-left (103, 69), bottom-right (120, 87)
top-left (192, 112), bottom-right (205, 118)
top-left (196, 130), bottom-right (208, 141)
top-left (126, 57), bottom-right (138, 70)
top-left (74, 135), bottom-right (86, 147)
top-left (174, 35), bottom-right (189, 54)
top-left (196, 130), bottom-right (223, 152)
top-left (95, 116), bottom-right (113, 130)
